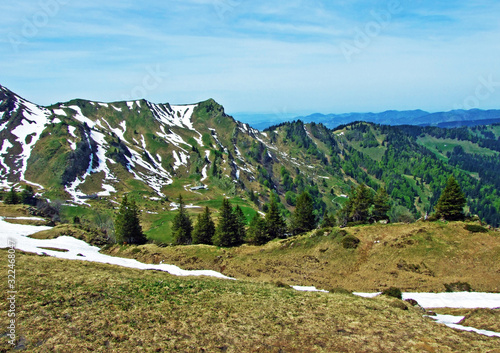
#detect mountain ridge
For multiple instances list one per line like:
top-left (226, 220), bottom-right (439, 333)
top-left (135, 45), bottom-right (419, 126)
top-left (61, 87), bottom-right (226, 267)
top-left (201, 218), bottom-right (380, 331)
top-left (241, 108), bottom-right (500, 130)
top-left (1, 84), bottom-right (500, 232)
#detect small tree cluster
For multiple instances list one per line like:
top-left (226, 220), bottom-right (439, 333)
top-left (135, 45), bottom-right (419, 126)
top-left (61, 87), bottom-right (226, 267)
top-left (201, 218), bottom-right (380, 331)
top-left (3, 186), bottom-right (36, 205)
top-left (246, 194), bottom-right (287, 245)
top-left (339, 185), bottom-right (391, 225)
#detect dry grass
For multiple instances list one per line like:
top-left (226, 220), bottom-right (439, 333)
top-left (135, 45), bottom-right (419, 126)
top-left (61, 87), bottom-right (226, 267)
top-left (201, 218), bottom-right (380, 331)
top-left (0, 204), bottom-right (30, 218)
top-left (433, 308), bottom-right (500, 333)
top-left (1, 251), bottom-right (499, 352)
top-left (109, 221), bottom-right (500, 293)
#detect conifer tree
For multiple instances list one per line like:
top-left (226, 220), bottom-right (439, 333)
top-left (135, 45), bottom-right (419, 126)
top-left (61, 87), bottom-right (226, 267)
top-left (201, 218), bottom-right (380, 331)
top-left (372, 187), bottom-right (391, 221)
top-left (435, 176), bottom-right (467, 221)
top-left (213, 198), bottom-right (243, 247)
top-left (265, 193), bottom-right (287, 239)
top-left (290, 191), bottom-right (316, 235)
top-left (349, 184), bottom-right (373, 223)
top-left (233, 205), bottom-right (247, 243)
top-left (4, 187), bottom-right (19, 205)
top-left (192, 206), bottom-right (215, 245)
top-left (20, 185), bottom-right (36, 205)
top-left (320, 210), bottom-right (336, 228)
top-left (172, 194), bottom-right (193, 245)
top-left (115, 195), bottom-right (147, 244)
top-left (246, 213), bottom-right (269, 245)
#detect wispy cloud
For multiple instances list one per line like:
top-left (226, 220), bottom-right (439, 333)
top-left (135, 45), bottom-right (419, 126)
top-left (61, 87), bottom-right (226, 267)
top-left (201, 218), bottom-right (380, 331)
top-left (1, 0), bottom-right (499, 114)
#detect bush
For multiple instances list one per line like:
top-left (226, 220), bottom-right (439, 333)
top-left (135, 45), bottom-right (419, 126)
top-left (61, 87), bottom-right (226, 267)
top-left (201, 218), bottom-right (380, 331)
top-left (326, 287), bottom-right (352, 295)
top-left (464, 224), bottom-right (488, 233)
top-left (444, 282), bottom-right (472, 292)
top-left (382, 287), bottom-right (402, 300)
top-left (342, 235), bottom-right (360, 249)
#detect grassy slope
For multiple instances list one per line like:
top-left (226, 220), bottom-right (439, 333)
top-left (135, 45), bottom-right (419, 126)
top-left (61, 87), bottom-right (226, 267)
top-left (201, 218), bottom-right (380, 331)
top-left (1, 251), bottom-right (499, 352)
top-left (110, 221), bottom-right (500, 293)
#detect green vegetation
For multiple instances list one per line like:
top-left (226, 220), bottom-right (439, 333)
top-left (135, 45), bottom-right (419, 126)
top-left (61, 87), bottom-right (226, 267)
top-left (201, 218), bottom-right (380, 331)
top-left (192, 206), bottom-right (215, 244)
top-left (3, 251), bottom-right (499, 352)
top-left (171, 195), bottom-right (193, 245)
top-left (115, 195), bottom-right (146, 245)
top-left (434, 176), bottom-right (466, 221)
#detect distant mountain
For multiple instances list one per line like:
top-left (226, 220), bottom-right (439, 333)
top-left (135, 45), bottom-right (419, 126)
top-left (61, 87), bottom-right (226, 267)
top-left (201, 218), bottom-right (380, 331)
top-left (240, 109), bottom-right (500, 130)
top-left (1, 83), bottom-right (499, 230)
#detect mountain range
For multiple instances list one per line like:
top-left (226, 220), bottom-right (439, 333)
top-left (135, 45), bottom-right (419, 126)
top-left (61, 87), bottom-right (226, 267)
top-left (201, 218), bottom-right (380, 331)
top-left (241, 109), bottom-right (500, 131)
top-left (1, 83), bottom-right (499, 236)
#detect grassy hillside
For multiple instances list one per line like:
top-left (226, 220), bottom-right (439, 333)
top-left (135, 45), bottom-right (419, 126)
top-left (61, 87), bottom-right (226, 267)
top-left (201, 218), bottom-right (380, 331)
top-left (108, 221), bottom-right (500, 293)
top-left (1, 251), bottom-right (499, 352)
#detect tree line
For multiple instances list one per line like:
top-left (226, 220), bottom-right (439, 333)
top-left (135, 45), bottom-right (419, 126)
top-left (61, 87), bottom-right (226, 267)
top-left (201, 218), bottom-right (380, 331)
top-left (114, 175), bottom-right (469, 247)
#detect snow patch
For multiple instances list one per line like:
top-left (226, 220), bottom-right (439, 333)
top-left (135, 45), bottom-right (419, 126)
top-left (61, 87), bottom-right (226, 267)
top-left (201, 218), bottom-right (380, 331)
top-left (0, 217), bottom-right (232, 280)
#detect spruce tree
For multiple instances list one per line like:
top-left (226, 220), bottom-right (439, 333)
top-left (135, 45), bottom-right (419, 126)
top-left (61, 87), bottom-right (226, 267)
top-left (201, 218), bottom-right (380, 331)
top-left (372, 187), bottom-right (391, 221)
top-left (233, 205), bottom-right (247, 244)
top-left (349, 184), bottom-right (373, 223)
top-left (21, 185), bottom-right (35, 205)
top-left (115, 195), bottom-right (147, 244)
top-left (246, 213), bottom-right (269, 245)
top-left (435, 176), bottom-right (467, 221)
top-left (213, 198), bottom-right (242, 247)
top-left (4, 187), bottom-right (19, 205)
top-left (265, 193), bottom-right (287, 239)
top-left (192, 206), bottom-right (215, 245)
top-left (172, 194), bottom-right (193, 245)
top-left (290, 191), bottom-right (316, 235)
top-left (320, 210), bottom-right (336, 228)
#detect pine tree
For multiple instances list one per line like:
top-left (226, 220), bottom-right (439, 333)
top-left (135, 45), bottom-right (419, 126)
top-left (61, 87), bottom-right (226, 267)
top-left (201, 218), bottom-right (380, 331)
top-left (172, 195), bottom-right (193, 245)
top-left (233, 205), bottom-right (247, 244)
top-left (213, 198), bottom-right (243, 247)
top-left (265, 193), bottom-right (287, 239)
top-left (192, 206), bottom-right (215, 245)
top-left (372, 187), bottom-right (391, 221)
top-left (290, 191), bottom-right (316, 235)
top-left (349, 184), bottom-right (373, 223)
top-left (21, 185), bottom-right (35, 205)
top-left (435, 176), bottom-right (467, 221)
top-left (115, 195), bottom-right (147, 244)
top-left (320, 210), bottom-right (336, 228)
top-left (246, 213), bottom-right (269, 245)
top-left (4, 187), bottom-right (19, 205)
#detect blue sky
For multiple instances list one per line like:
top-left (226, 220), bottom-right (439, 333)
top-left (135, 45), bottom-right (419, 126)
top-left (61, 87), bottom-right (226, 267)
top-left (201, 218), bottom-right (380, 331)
top-left (1, 0), bottom-right (500, 117)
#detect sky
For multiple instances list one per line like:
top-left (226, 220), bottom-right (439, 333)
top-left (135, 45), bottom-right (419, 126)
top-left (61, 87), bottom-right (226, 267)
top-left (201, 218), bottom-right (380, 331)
top-left (1, 0), bottom-right (500, 118)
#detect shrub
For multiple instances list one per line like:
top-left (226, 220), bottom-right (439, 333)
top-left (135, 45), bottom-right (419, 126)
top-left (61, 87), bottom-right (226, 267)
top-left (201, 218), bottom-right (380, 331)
top-left (274, 280), bottom-right (288, 288)
top-left (382, 287), bottom-right (402, 300)
top-left (326, 287), bottom-right (352, 295)
top-left (464, 224), bottom-right (488, 233)
top-left (342, 235), bottom-right (360, 249)
top-left (444, 282), bottom-right (472, 292)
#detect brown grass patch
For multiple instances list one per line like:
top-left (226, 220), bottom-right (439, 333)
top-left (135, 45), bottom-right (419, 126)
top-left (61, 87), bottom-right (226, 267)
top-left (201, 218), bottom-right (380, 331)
top-left (0, 250), bottom-right (499, 352)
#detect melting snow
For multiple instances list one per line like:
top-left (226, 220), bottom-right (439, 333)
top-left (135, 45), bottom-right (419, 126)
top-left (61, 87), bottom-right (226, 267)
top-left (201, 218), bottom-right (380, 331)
top-left (10, 99), bottom-right (52, 182)
top-left (53, 109), bottom-right (66, 116)
top-left (0, 217), bottom-right (232, 280)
